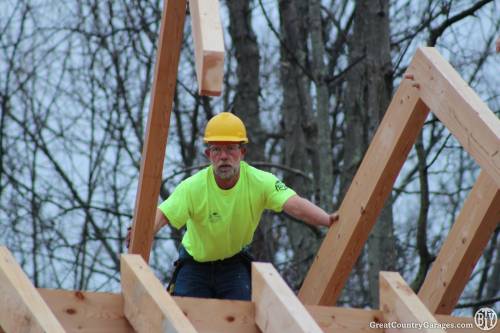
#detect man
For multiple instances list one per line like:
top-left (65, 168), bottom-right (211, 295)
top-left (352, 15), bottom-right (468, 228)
top-left (130, 112), bottom-right (339, 300)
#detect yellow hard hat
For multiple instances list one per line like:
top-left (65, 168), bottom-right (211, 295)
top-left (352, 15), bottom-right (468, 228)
top-left (203, 112), bottom-right (249, 143)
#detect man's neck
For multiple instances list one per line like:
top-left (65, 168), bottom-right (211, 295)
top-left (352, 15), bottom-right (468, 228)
top-left (215, 173), bottom-right (240, 189)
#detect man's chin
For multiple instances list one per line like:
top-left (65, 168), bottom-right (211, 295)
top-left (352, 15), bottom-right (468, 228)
top-left (216, 172), bottom-right (232, 180)
top-left (215, 169), bottom-right (235, 179)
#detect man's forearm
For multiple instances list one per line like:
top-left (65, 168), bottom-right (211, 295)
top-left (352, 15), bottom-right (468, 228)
top-left (283, 195), bottom-right (330, 227)
top-left (154, 209), bottom-right (168, 234)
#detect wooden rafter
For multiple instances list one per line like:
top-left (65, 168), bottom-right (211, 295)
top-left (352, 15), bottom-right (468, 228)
top-left (252, 262), bottom-right (323, 333)
top-left (189, 0), bottom-right (225, 96)
top-left (299, 80), bottom-right (429, 305)
top-left (121, 254), bottom-right (198, 333)
top-left (418, 171), bottom-right (500, 314)
top-left (380, 272), bottom-right (446, 333)
top-left (409, 47), bottom-right (500, 187)
top-left (300, 46), bottom-right (500, 307)
top-left (129, 0), bottom-right (187, 262)
top-left (0, 246), bottom-right (65, 333)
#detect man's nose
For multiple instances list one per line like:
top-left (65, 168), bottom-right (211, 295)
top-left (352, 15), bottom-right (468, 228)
top-left (219, 149), bottom-right (229, 158)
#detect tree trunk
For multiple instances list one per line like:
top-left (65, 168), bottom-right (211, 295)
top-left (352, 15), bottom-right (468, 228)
top-left (227, 1), bottom-right (271, 261)
top-left (278, 0), bottom-right (320, 288)
top-left (342, 0), bottom-right (395, 307)
top-left (309, 0), bottom-right (333, 212)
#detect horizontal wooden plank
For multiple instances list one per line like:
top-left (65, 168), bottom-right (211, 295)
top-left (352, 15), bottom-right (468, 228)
top-left (307, 306), bottom-right (384, 333)
top-left (175, 296), bottom-right (259, 333)
top-left (36, 288), bottom-right (480, 333)
top-left (410, 47), bottom-right (500, 187)
top-left (0, 246), bottom-right (65, 333)
top-left (121, 254), bottom-right (198, 333)
top-left (307, 305), bottom-right (480, 333)
top-left (38, 288), bottom-right (134, 333)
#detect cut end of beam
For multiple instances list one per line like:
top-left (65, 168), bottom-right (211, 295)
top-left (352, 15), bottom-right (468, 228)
top-left (121, 254), bottom-right (198, 333)
top-left (0, 246), bottom-right (66, 333)
top-left (380, 271), bottom-right (446, 333)
top-left (252, 262), bottom-right (323, 333)
top-left (190, 0), bottom-right (225, 96)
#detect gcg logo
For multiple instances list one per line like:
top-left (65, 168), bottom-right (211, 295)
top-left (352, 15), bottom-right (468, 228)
top-left (274, 180), bottom-right (288, 192)
top-left (474, 307), bottom-right (497, 331)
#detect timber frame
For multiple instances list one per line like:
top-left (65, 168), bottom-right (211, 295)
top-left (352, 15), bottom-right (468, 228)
top-left (1, 0), bottom-right (499, 332)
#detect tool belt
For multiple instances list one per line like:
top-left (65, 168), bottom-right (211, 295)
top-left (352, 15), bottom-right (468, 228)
top-left (167, 246), bottom-right (254, 294)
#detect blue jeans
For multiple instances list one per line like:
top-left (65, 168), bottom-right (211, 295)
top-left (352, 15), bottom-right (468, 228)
top-left (172, 248), bottom-right (251, 300)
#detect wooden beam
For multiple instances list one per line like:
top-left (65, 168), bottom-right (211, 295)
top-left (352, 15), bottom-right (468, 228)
top-left (189, 0), bottom-right (225, 96)
top-left (418, 171), bottom-right (500, 314)
top-left (129, 0), bottom-right (186, 261)
top-left (307, 305), bottom-right (480, 333)
top-left (120, 254), bottom-right (198, 333)
top-left (308, 306), bottom-right (384, 333)
top-left (409, 47), bottom-right (500, 187)
top-left (175, 296), bottom-right (258, 333)
top-left (0, 246), bottom-right (65, 333)
top-left (380, 271), bottom-right (445, 333)
top-left (37, 288), bottom-right (480, 333)
top-left (252, 262), bottom-right (323, 333)
top-left (38, 288), bottom-right (134, 333)
top-left (299, 80), bottom-right (430, 305)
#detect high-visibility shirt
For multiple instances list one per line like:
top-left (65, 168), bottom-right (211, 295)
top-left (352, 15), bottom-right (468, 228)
top-left (158, 161), bottom-right (296, 262)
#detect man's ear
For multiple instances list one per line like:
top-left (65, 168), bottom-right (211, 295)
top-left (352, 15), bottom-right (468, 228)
top-left (240, 146), bottom-right (247, 156)
top-left (204, 148), bottom-right (211, 159)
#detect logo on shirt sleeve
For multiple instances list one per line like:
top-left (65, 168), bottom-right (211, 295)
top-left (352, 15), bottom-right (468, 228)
top-left (275, 180), bottom-right (288, 192)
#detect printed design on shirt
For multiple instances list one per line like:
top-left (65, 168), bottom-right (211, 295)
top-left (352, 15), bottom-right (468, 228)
top-left (275, 180), bottom-right (288, 192)
top-left (208, 211), bottom-right (222, 223)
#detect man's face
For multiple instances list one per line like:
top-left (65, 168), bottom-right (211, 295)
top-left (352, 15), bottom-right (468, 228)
top-left (205, 142), bottom-right (245, 180)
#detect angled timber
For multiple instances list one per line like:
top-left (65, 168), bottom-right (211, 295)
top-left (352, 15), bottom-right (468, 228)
top-left (189, 0), bottom-right (225, 96)
top-left (129, 0), bottom-right (187, 261)
top-left (409, 47), bottom-right (500, 187)
top-left (121, 254), bottom-right (198, 333)
top-left (380, 272), bottom-right (445, 333)
top-left (299, 80), bottom-right (430, 305)
top-left (418, 171), bottom-right (500, 314)
top-left (252, 262), bottom-right (323, 333)
top-left (0, 246), bottom-right (65, 333)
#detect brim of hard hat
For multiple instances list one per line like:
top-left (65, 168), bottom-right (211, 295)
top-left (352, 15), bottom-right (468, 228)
top-left (204, 136), bottom-right (249, 143)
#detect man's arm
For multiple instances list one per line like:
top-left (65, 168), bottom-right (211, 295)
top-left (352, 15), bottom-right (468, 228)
top-left (282, 195), bottom-right (339, 227)
top-left (154, 208), bottom-right (169, 234)
top-left (126, 209), bottom-right (169, 248)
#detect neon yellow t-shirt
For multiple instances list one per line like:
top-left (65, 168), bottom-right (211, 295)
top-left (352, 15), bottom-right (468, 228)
top-left (158, 161), bottom-right (296, 262)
